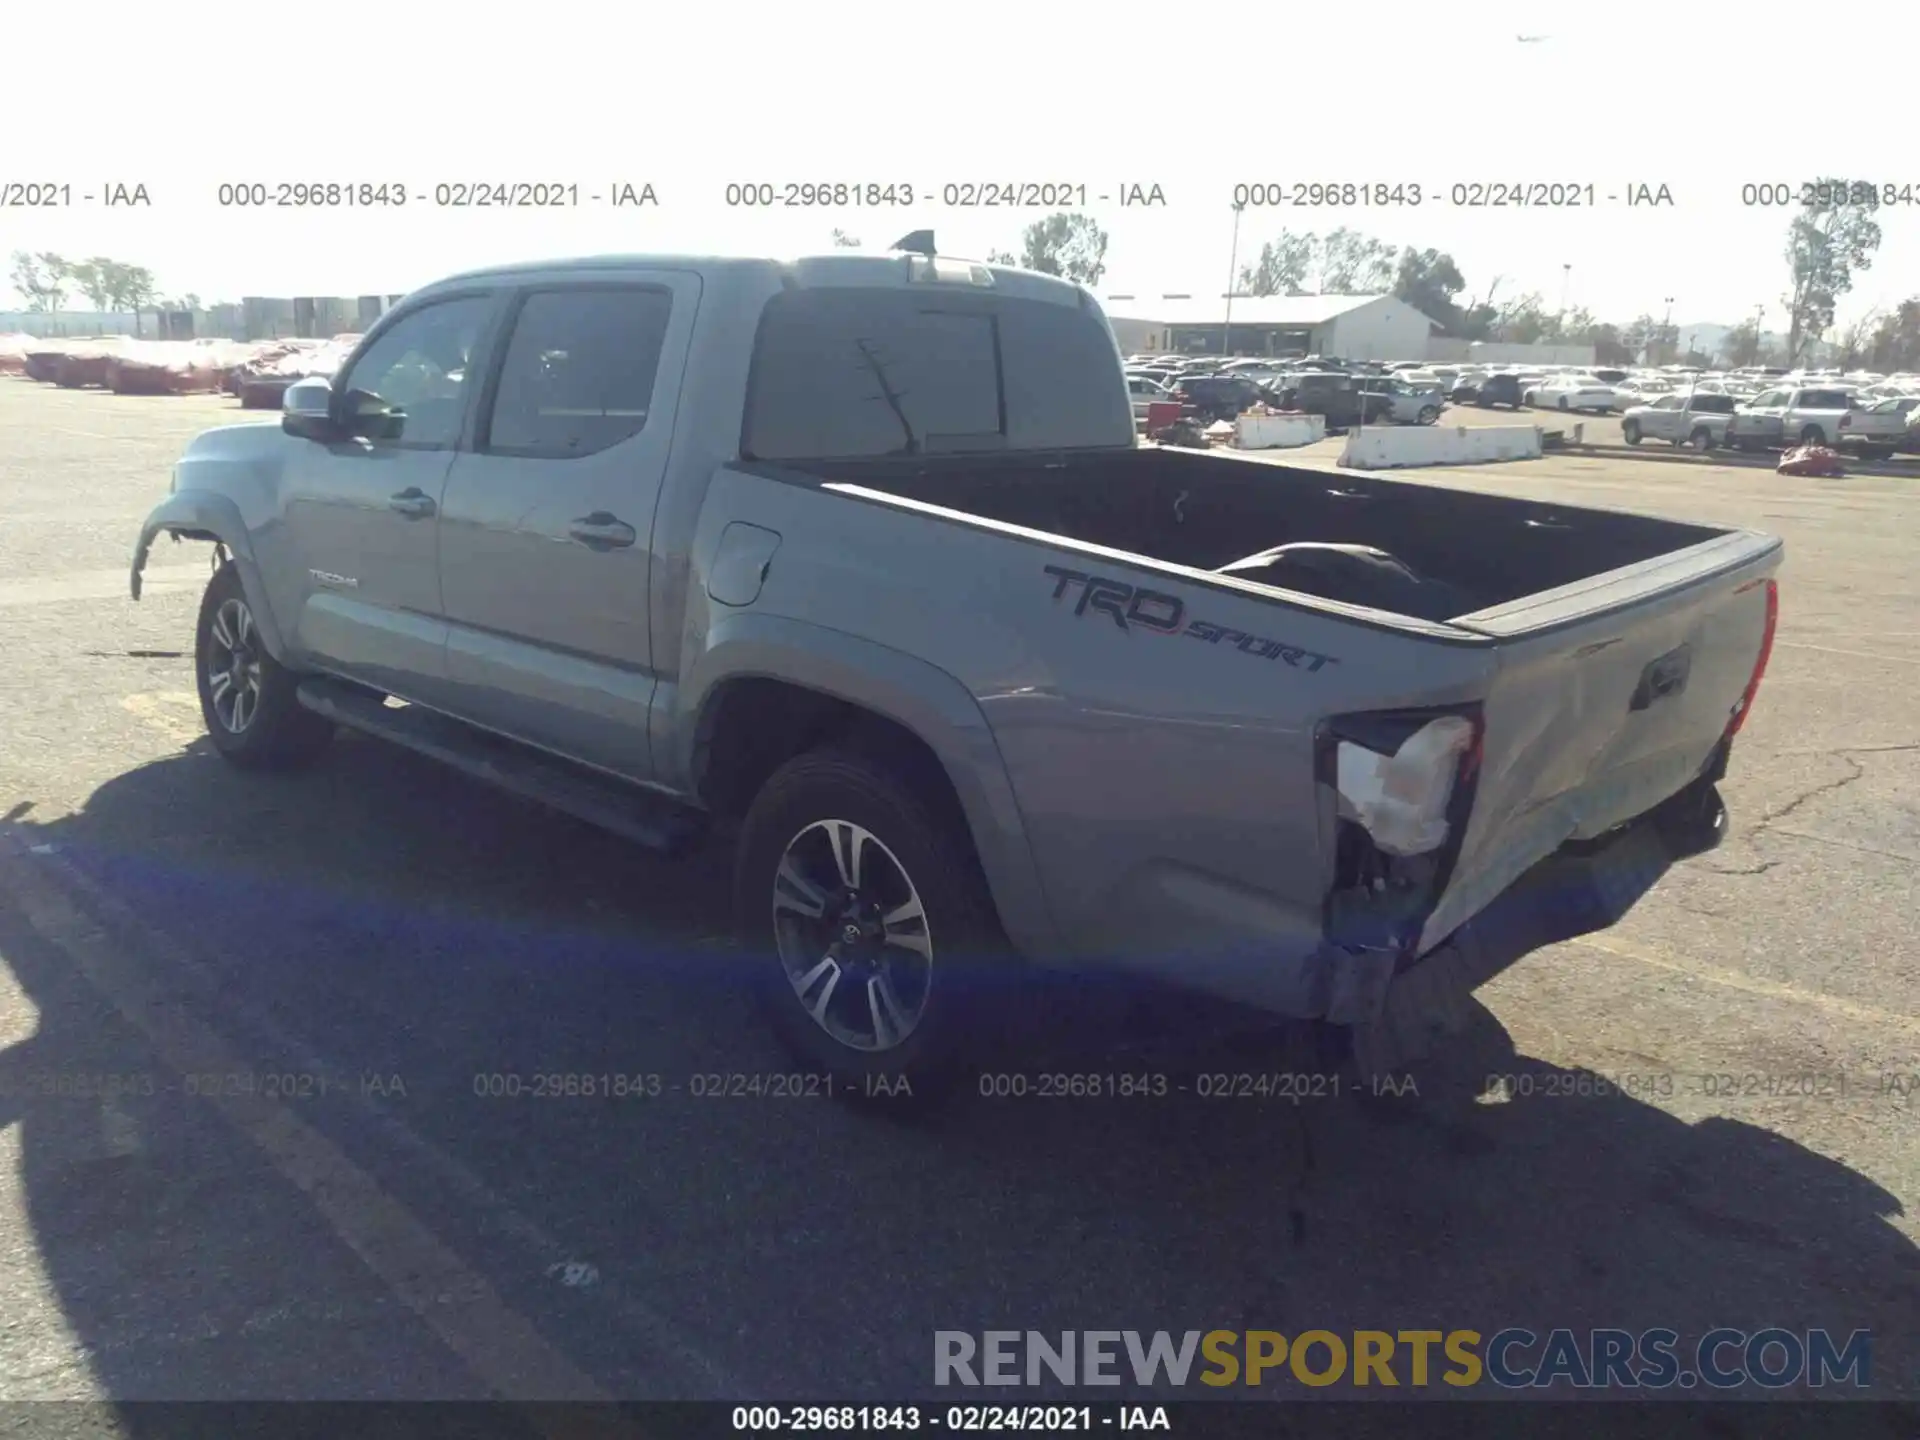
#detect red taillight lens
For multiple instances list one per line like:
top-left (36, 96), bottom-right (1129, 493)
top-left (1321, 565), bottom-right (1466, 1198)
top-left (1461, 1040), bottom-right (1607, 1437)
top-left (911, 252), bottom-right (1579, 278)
top-left (1725, 577), bottom-right (1778, 737)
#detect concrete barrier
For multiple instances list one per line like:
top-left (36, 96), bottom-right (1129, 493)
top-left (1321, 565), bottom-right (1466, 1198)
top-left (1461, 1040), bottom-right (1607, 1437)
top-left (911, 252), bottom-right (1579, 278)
top-left (1234, 413), bottom-right (1325, 449)
top-left (1339, 424), bottom-right (1543, 469)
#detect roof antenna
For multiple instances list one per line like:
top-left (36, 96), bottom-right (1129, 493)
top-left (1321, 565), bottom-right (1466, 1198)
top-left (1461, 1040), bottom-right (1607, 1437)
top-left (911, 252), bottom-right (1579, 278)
top-left (891, 230), bottom-right (936, 256)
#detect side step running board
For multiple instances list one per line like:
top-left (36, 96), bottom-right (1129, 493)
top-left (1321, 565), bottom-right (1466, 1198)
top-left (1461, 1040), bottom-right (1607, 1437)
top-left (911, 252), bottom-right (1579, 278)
top-left (296, 678), bottom-right (707, 855)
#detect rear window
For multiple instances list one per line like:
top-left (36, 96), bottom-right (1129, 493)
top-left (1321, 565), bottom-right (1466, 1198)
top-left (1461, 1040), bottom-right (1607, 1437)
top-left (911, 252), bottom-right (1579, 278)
top-left (1798, 389), bottom-right (1853, 409)
top-left (743, 286), bottom-right (1133, 459)
top-left (1688, 393), bottom-right (1736, 413)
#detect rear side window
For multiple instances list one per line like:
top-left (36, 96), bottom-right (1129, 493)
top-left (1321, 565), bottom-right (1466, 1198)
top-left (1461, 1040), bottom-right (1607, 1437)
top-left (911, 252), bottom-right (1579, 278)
top-left (743, 287), bottom-right (1133, 459)
top-left (486, 287), bottom-right (673, 458)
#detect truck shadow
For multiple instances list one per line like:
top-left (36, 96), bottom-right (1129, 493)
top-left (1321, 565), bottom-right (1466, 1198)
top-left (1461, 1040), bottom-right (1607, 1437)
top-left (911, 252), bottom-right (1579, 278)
top-left (1, 738), bottom-right (1915, 1408)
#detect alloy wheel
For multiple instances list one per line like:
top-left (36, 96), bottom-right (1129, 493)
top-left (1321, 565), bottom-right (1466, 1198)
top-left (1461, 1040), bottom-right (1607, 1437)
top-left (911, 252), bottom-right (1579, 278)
top-left (771, 820), bottom-right (934, 1052)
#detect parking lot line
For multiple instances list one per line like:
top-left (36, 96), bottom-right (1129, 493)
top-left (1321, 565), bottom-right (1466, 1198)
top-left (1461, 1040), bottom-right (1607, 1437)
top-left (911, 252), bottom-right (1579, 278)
top-left (1568, 932), bottom-right (1919, 1035)
top-left (0, 838), bottom-right (616, 1417)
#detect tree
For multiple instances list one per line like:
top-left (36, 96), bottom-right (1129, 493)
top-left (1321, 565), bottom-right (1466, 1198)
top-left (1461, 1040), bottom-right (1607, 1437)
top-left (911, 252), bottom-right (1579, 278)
top-left (8, 250), bottom-right (71, 312)
top-left (1238, 234), bottom-right (1312, 297)
top-left (1782, 182), bottom-right (1881, 364)
top-left (1588, 323), bottom-right (1632, 366)
top-left (1006, 212), bottom-right (1108, 287)
top-left (107, 262), bottom-right (158, 336)
top-left (1832, 309), bottom-right (1882, 371)
top-left (1718, 318), bottom-right (1774, 368)
top-left (1311, 228), bottom-right (1395, 293)
top-left (829, 229), bottom-right (861, 248)
top-left (1866, 299), bottom-right (1920, 371)
top-left (1620, 313), bottom-right (1658, 363)
top-left (1392, 248), bottom-right (1466, 330)
top-left (70, 256), bottom-right (118, 312)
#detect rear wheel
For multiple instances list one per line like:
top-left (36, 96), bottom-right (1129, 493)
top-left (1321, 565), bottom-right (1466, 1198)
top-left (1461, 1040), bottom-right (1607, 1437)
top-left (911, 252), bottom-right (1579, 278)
top-left (734, 745), bottom-right (1007, 1109)
top-left (1557, 396), bottom-right (1570, 411)
top-left (195, 562), bottom-right (333, 769)
top-left (1688, 426), bottom-right (1714, 451)
top-left (1417, 405), bottom-right (1439, 425)
top-left (1800, 424), bottom-right (1826, 447)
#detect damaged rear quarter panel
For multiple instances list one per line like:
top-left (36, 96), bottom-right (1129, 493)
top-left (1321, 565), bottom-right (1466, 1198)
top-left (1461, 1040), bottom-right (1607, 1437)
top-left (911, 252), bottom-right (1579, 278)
top-left (719, 468), bottom-right (1502, 1014)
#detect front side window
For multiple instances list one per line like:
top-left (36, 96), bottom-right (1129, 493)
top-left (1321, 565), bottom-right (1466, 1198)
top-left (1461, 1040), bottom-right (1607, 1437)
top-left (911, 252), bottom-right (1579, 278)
top-left (486, 287), bottom-right (674, 458)
top-left (339, 296), bottom-right (492, 448)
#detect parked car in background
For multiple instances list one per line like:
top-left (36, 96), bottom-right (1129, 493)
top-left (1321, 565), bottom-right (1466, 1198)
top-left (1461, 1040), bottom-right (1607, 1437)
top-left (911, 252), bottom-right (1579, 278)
top-left (1359, 375), bottom-right (1446, 425)
top-left (1620, 391), bottom-right (1738, 449)
top-left (1168, 373), bottom-right (1276, 422)
top-left (1275, 370), bottom-right (1396, 429)
top-left (1725, 386), bottom-right (1906, 458)
top-left (1127, 373), bottom-right (1175, 422)
top-left (1472, 372), bottom-right (1524, 409)
top-left (1528, 375), bottom-right (1618, 413)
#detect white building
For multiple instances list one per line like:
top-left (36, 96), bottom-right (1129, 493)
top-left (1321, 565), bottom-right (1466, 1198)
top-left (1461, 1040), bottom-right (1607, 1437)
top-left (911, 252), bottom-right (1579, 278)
top-left (1102, 293), bottom-right (1441, 362)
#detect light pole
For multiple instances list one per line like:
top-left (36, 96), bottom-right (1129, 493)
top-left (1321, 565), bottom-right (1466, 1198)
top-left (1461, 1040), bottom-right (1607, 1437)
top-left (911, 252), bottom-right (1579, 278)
top-left (1661, 297), bottom-right (1674, 365)
top-left (1558, 264), bottom-right (1571, 318)
top-left (1752, 303), bottom-right (1765, 367)
top-left (1222, 202), bottom-right (1245, 357)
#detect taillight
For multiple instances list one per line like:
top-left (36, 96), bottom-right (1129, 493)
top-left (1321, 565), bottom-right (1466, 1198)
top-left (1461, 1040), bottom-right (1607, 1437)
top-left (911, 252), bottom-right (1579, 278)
top-left (1725, 577), bottom-right (1779, 737)
top-left (1330, 712), bottom-right (1482, 857)
top-left (1839, 413), bottom-right (1852, 430)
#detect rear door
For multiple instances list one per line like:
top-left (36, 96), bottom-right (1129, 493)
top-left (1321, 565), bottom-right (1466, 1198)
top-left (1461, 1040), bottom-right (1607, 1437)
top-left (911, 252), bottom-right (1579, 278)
top-left (1417, 533), bottom-right (1781, 952)
top-left (434, 272), bottom-right (700, 780)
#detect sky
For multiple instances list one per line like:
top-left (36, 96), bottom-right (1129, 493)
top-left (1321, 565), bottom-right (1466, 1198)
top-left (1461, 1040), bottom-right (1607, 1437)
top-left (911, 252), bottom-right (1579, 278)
top-left (5, 1), bottom-right (1918, 334)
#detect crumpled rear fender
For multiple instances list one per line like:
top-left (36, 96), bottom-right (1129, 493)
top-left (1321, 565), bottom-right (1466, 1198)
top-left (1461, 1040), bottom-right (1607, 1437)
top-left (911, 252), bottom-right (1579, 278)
top-left (130, 492), bottom-right (289, 661)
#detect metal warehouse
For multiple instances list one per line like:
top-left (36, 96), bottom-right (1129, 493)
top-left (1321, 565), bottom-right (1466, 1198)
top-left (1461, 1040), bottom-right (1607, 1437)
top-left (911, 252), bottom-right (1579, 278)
top-left (1103, 293), bottom-right (1442, 362)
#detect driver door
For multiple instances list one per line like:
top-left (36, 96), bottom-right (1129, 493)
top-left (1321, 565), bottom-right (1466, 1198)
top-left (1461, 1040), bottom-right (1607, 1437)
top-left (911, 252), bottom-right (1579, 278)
top-left (280, 291), bottom-right (502, 701)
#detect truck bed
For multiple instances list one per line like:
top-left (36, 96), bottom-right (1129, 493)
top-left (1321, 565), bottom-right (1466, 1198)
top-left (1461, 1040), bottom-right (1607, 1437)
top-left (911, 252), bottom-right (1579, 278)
top-left (800, 446), bottom-right (1727, 624)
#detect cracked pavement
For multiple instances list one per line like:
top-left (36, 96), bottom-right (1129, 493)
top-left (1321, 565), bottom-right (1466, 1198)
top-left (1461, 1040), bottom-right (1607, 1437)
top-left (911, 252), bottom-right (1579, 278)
top-left (0, 382), bottom-right (1914, 1410)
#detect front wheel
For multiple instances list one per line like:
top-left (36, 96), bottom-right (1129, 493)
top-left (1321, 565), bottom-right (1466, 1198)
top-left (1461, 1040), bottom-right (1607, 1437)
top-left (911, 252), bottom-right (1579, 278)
top-left (1622, 419), bottom-right (1642, 445)
top-left (195, 562), bottom-right (333, 769)
top-left (734, 746), bottom-right (1007, 1109)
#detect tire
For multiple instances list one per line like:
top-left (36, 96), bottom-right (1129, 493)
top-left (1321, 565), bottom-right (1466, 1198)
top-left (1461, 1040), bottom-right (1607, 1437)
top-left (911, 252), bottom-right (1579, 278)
top-left (1417, 405), bottom-right (1439, 425)
top-left (1799, 425), bottom-right (1826, 447)
top-left (194, 562), bottom-right (333, 769)
top-left (1557, 397), bottom-right (1570, 411)
top-left (1688, 426), bottom-right (1714, 451)
top-left (734, 745), bottom-right (1008, 1110)
top-left (1622, 420), bottom-right (1641, 445)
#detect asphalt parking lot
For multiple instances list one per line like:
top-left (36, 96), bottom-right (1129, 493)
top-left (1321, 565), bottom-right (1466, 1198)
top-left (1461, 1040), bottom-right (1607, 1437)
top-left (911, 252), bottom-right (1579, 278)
top-left (0, 380), bottom-right (1914, 1412)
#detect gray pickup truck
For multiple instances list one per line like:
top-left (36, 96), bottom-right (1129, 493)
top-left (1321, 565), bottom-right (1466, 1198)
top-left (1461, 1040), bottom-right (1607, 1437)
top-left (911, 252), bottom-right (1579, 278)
top-left (130, 238), bottom-right (1784, 1101)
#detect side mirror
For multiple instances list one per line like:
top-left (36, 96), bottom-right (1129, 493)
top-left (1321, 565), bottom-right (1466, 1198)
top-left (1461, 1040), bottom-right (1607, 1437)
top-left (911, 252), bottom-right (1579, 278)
top-left (281, 376), bottom-right (338, 441)
top-left (340, 387), bottom-right (407, 442)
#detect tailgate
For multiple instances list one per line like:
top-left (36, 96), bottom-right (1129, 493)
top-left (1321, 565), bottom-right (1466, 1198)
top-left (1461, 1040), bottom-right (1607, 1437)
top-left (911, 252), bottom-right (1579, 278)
top-left (1417, 531), bottom-right (1782, 952)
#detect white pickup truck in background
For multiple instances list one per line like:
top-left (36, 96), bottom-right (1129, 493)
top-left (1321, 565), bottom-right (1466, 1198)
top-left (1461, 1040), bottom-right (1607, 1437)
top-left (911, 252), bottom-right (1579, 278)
top-left (1725, 385), bottom-right (1906, 458)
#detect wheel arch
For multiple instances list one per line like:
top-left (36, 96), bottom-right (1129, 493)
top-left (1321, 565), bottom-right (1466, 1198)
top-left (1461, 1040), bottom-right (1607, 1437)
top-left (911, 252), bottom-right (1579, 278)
top-left (133, 491), bottom-right (290, 662)
top-left (670, 613), bottom-right (1061, 957)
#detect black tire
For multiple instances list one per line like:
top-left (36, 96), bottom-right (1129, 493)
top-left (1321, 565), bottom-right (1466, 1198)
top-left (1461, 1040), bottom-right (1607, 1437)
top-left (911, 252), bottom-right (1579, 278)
top-left (1417, 405), bottom-right (1439, 425)
top-left (194, 562), bottom-right (333, 769)
top-left (734, 745), bottom-right (1008, 1110)
top-left (1799, 425), bottom-right (1826, 447)
top-left (1688, 426), bottom-right (1714, 451)
top-left (1557, 396), bottom-right (1570, 411)
top-left (1622, 419), bottom-right (1642, 445)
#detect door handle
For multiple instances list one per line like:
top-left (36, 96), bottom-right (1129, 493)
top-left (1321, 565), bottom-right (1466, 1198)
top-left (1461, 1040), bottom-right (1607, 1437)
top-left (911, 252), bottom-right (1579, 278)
top-left (389, 488), bottom-right (436, 519)
top-left (568, 512), bottom-right (637, 550)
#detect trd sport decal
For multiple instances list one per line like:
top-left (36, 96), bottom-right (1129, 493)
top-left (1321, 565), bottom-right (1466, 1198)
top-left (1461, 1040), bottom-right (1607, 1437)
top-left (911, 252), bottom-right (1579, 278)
top-left (1043, 565), bottom-right (1338, 672)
